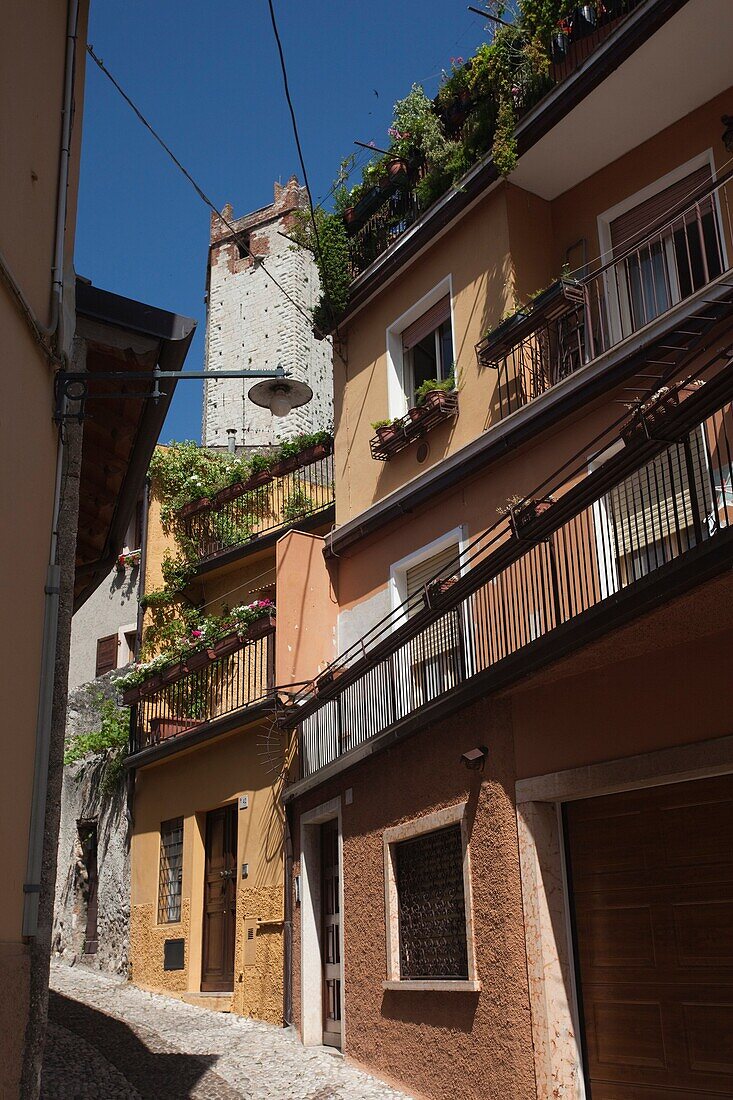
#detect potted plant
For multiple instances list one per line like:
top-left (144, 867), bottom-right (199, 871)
top-left (372, 418), bottom-right (401, 445)
top-left (499, 494), bottom-right (555, 537)
top-left (244, 452), bottom-right (275, 489)
top-left (620, 381), bottom-right (703, 445)
top-left (551, 18), bottom-right (572, 62)
top-left (245, 613), bottom-right (277, 642)
top-left (415, 374), bottom-right (456, 410)
top-left (572, 4), bottom-right (598, 39)
top-left (387, 158), bottom-right (410, 186)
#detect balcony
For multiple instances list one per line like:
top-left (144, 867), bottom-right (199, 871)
top-left (123, 621), bottom-right (275, 757)
top-left (289, 356), bottom-right (733, 780)
top-left (370, 391), bottom-right (458, 461)
top-left (477, 168), bottom-right (733, 422)
top-left (346, 0), bottom-right (644, 279)
top-left (180, 448), bottom-right (334, 566)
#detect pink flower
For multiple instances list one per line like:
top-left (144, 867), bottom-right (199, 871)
top-left (191, 629), bottom-right (202, 639)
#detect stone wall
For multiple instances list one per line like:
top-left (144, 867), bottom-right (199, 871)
top-left (52, 673), bottom-right (130, 975)
top-left (202, 176), bottom-right (333, 449)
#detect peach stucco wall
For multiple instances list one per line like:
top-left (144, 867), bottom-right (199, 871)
top-left (275, 531), bottom-right (337, 687)
top-left (0, 1), bottom-right (89, 1093)
top-left (131, 723), bottom-right (285, 1023)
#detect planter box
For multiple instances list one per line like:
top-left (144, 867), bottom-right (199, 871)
top-left (315, 665), bottom-right (346, 694)
top-left (620, 388), bottom-right (696, 446)
top-left (243, 469), bottom-right (274, 491)
top-left (272, 454), bottom-right (302, 477)
top-left (425, 574), bottom-right (459, 607)
top-left (242, 614), bottom-right (276, 643)
top-left (180, 647), bottom-right (216, 673)
top-left (150, 717), bottom-right (199, 742)
top-left (509, 497), bottom-right (555, 538)
top-left (298, 441), bottom-right (332, 465)
top-left (178, 497), bottom-right (211, 519)
top-left (213, 482), bottom-right (246, 506)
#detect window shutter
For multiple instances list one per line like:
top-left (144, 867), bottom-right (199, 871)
top-left (401, 296), bottom-right (451, 351)
top-left (608, 428), bottom-right (712, 556)
top-left (609, 165), bottom-right (712, 255)
top-left (405, 543), bottom-right (460, 611)
top-left (95, 633), bottom-right (118, 677)
top-left (406, 544), bottom-right (461, 662)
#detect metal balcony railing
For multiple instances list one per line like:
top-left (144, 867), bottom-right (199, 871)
top-left (291, 356), bottom-right (733, 779)
top-left (477, 168), bottom-right (733, 422)
top-left (127, 626), bottom-right (275, 755)
top-left (182, 452), bottom-right (334, 564)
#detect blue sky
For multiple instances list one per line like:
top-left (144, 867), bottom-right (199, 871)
top-left (75, 1), bottom-right (489, 441)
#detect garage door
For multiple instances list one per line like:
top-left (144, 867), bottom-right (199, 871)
top-left (565, 774), bottom-right (733, 1099)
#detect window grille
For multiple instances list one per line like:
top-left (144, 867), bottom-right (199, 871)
top-left (395, 823), bottom-right (468, 980)
top-left (158, 817), bottom-right (183, 924)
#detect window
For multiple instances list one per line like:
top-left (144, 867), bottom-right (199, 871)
top-left (401, 295), bottom-right (453, 407)
top-left (158, 818), bottom-right (183, 924)
top-left (124, 631), bottom-right (137, 663)
top-left (95, 633), bottom-right (118, 677)
top-left (383, 803), bottom-right (478, 990)
top-left (404, 542), bottom-right (462, 703)
top-left (603, 159), bottom-right (725, 338)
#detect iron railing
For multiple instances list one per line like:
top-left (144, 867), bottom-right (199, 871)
top-left (294, 358), bottom-right (733, 778)
top-left (347, 0), bottom-right (644, 278)
top-left (129, 627), bottom-right (275, 754)
top-left (477, 169), bottom-right (733, 422)
top-left (182, 452), bottom-right (334, 564)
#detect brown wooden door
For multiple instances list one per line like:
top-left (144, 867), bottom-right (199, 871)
top-left (201, 804), bottom-right (237, 992)
top-left (565, 774), bottom-right (733, 1099)
top-left (321, 818), bottom-right (342, 1048)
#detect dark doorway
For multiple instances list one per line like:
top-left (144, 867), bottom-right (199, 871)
top-left (320, 818), bottom-right (341, 1048)
top-left (78, 821), bottom-right (98, 955)
top-left (201, 804), bottom-right (237, 992)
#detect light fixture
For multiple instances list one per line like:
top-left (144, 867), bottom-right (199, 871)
top-left (461, 746), bottom-right (489, 771)
top-left (248, 375), bottom-right (313, 418)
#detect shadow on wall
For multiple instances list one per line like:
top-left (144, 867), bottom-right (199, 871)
top-left (43, 991), bottom-right (233, 1099)
top-left (109, 562), bottom-right (140, 600)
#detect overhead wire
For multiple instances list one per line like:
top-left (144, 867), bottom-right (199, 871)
top-left (85, 44), bottom-right (332, 343)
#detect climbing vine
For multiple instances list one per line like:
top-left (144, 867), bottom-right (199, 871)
top-left (64, 693), bottom-right (130, 793)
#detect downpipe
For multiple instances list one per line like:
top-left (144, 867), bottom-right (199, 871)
top-left (21, 0), bottom-right (79, 938)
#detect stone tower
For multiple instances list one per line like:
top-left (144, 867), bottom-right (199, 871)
top-left (202, 176), bottom-right (333, 450)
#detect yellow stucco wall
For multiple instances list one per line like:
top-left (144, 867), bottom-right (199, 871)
top-left (130, 721), bottom-right (285, 1024)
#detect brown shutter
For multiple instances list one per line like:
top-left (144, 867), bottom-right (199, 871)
top-left (95, 633), bottom-right (118, 677)
top-left (610, 165), bottom-right (712, 255)
top-left (401, 296), bottom-right (451, 351)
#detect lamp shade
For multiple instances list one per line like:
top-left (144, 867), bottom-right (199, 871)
top-left (248, 377), bottom-right (313, 418)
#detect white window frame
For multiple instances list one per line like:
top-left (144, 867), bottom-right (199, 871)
top-left (596, 150), bottom-right (724, 346)
top-left (383, 801), bottom-right (480, 992)
top-left (388, 525), bottom-right (469, 716)
top-left (385, 275), bottom-right (455, 420)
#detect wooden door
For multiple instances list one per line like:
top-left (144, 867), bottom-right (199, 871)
top-left (565, 774), bottom-right (733, 1099)
top-left (201, 804), bottom-right (237, 992)
top-left (321, 818), bottom-right (342, 1048)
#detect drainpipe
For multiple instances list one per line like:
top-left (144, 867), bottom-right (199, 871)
top-left (134, 477), bottom-right (150, 661)
top-left (21, 0), bottom-right (80, 943)
top-left (283, 798), bottom-right (294, 1028)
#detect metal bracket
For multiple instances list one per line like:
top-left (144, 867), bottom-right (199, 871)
top-left (53, 365), bottom-right (287, 424)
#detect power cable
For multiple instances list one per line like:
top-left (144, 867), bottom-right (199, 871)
top-left (85, 44), bottom-right (331, 343)
top-left (265, 0), bottom-right (340, 335)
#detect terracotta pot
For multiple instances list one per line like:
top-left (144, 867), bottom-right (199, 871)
top-left (211, 633), bottom-right (243, 659)
top-left (243, 614), bottom-right (277, 643)
top-left (343, 207), bottom-right (356, 226)
top-left (375, 425), bottom-right (397, 445)
top-left (299, 441), bottom-right (332, 465)
top-left (272, 454), bottom-right (302, 478)
top-left (180, 647), bottom-right (216, 673)
top-left (150, 717), bottom-right (199, 742)
top-left (420, 389), bottom-right (453, 411)
top-left (122, 683), bottom-right (143, 706)
top-left (407, 405), bottom-right (425, 423)
top-left (387, 159), bottom-right (409, 186)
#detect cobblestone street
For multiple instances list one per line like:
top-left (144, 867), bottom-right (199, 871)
top-left (42, 962), bottom-right (409, 1100)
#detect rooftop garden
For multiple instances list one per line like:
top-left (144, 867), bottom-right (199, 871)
top-left (294, 0), bottom-right (635, 330)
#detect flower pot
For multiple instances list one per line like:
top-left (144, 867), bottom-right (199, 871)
top-left (211, 633), bottom-right (243, 660)
top-left (245, 614), bottom-right (277, 642)
top-left (420, 389), bottom-right (454, 412)
top-left (160, 662), bottom-right (182, 687)
top-left (343, 206), bottom-right (356, 226)
top-left (178, 497), bottom-right (211, 519)
top-left (180, 648), bottom-right (215, 674)
top-left (243, 469), bottom-right (273, 491)
top-left (425, 574), bottom-right (459, 605)
top-left (375, 425), bottom-right (398, 445)
top-left (122, 683), bottom-right (143, 706)
top-left (387, 158), bottom-right (410, 187)
top-left (407, 405), bottom-right (425, 423)
top-left (272, 454), bottom-right (301, 477)
top-left (353, 186), bottom-right (386, 225)
top-left (150, 716), bottom-right (199, 742)
top-left (509, 497), bottom-right (555, 538)
top-left (621, 392), bottom-right (680, 445)
top-left (213, 483), bottom-right (245, 506)
top-left (572, 4), bottom-right (597, 38)
top-left (551, 30), bottom-right (570, 62)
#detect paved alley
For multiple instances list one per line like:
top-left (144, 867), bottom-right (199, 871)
top-left (42, 962), bottom-right (409, 1100)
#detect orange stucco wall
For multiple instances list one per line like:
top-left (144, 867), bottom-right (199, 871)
top-left (275, 531), bottom-right (337, 687)
top-left (0, 1), bottom-right (89, 1093)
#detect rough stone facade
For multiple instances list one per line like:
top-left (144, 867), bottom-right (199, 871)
top-left (202, 177), bottom-right (332, 449)
top-left (52, 673), bottom-right (130, 976)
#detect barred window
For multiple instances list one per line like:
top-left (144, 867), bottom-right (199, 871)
top-left (158, 818), bottom-right (183, 924)
top-left (394, 823), bottom-right (468, 980)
